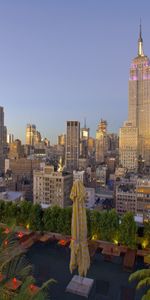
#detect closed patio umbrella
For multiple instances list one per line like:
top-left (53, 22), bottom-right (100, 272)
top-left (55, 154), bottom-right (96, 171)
top-left (69, 180), bottom-right (90, 277)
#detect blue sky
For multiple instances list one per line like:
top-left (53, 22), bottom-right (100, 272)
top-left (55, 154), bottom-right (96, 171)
top-left (0, 0), bottom-right (150, 144)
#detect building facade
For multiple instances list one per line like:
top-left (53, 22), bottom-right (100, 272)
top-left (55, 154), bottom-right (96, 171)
top-left (128, 25), bottom-right (150, 165)
top-left (96, 119), bottom-right (108, 163)
top-left (116, 177), bottom-right (150, 221)
top-left (65, 121), bottom-right (80, 171)
top-left (119, 121), bottom-right (138, 171)
top-left (33, 165), bottom-right (73, 208)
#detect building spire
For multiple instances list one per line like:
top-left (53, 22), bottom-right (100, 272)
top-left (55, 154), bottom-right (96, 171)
top-left (138, 20), bottom-right (144, 56)
top-left (84, 117), bottom-right (86, 128)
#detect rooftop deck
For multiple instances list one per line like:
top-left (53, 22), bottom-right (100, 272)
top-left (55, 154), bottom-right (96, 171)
top-left (26, 241), bottom-right (146, 300)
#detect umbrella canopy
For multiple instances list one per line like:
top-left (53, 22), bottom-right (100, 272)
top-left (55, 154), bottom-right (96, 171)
top-left (69, 180), bottom-right (90, 277)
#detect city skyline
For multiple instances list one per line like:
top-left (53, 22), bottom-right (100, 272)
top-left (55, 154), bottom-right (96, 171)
top-left (0, 1), bottom-right (150, 143)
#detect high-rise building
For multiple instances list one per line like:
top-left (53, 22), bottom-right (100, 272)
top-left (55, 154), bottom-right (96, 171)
top-left (7, 134), bottom-right (14, 144)
top-left (34, 131), bottom-right (41, 145)
top-left (88, 137), bottom-right (95, 156)
top-left (0, 107), bottom-right (5, 170)
top-left (58, 134), bottom-right (66, 146)
top-left (96, 119), bottom-right (108, 163)
top-left (8, 139), bottom-right (24, 160)
top-left (80, 120), bottom-right (89, 159)
top-left (3, 126), bottom-right (7, 145)
top-left (65, 121), bottom-right (80, 171)
top-left (0, 107), bottom-right (4, 145)
top-left (119, 121), bottom-right (138, 171)
top-left (26, 124), bottom-right (36, 146)
top-left (128, 25), bottom-right (150, 165)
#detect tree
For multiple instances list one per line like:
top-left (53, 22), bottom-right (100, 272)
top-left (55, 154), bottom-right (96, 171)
top-left (16, 201), bottom-right (32, 227)
top-left (119, 212), bottom-right (137, 248)
top-left (0, 230), bottom-right (54, 300)
top-left (29, 204), bottom-right (43, 231)
top-left (144, 221), bottom-right (150, 247)
top-left (129, 269), bottom-right (150, 300)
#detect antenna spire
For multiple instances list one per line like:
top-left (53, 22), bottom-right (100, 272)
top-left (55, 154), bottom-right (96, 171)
top-left (138, 20), bottom-right (144, 56)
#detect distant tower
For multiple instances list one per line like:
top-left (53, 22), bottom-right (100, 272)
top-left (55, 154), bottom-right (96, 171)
top-left (65, 121), bottom-right (80, 171)
top-left (119, 121), bottom-right (138, 171)
top-left (96, 119), bottom-right (108, 163)
top-left (80, 119), bottom-right (90, 158)
top-left (26, 124), bottom-right (36, 146)
top-left (128, 24), bottom-right (150, 165)
top-left (0, 107), bottom-right (4, 145)
top-left (0, 107), bottom-right (5, 171)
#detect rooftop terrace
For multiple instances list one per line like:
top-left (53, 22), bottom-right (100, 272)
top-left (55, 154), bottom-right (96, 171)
top-left (26, 241), bottom-right (146, 300)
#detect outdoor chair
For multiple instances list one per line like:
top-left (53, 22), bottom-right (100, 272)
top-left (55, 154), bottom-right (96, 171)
top-left (88, 240), bottom-right (100, 259)
top-left (123, 248), bottom-right (136, 271)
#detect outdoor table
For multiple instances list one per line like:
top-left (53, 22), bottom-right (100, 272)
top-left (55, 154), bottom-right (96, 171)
top-left (58, 239), bottom-right (70, 247)
top-left (28, 284), bottom-right (40, 296)
top-left (5, 278), bottom-right (22, 291)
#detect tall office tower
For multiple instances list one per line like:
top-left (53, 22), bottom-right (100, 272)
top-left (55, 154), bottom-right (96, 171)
top-left (65, 121), bottom-right (80, 171)
top-left (3, 126), bottom-right (7, 145)
top-left (7, 134), bottom-right (14, 144)
top-left (8, 139), bottom-right (23, 160)
top-left (96, 119), bottom-right (108, 163)
top-left (0, 107), bottom-right (4, 170)
top-left (119, 121), bottom-right (138, 171)
top-left (34, 131), bottom-right (41, 145)
top-left (80, 120), bottom-right (90, 158)
top-left (0, 107), bottom-right (4, 145)
top-left (88, 137), bottom-right (95, 156)
top-left (107, 133), bottom-right (119, 152)
top-left (128, 25), bottom-right (150, 165)
top-left (58, 134), bottom-right (66, 146)
top-left (26, 124), bottom-right (36, 146)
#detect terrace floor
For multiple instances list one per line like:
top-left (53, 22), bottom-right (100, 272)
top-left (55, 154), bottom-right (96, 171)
top-left (26, 241), bottom-right (146, 300)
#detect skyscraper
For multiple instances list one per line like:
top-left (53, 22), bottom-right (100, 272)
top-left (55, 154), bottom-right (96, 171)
top-left (0, 107), bottom-right (4, 146)
top-left (0, 107), bottom-right (5, 171)
top-left (119, 121), bottom-right (138, 171)
top-left (80, 120), bottom-right (90, 158)
top-left (96, 119), bottom-right (108, 163)
top-left (26, 124), bottom-right (36, 146)
top-left (128, 25), bottom-right (150, 165)
top-left (65, 121), bottom-right (80, 171)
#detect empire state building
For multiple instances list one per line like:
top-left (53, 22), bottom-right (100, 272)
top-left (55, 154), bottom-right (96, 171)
top-left (128, 25), bottom-right (150, 165)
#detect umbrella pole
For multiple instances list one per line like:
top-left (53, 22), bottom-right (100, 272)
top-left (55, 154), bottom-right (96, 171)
top-left (79, 275), bottom-right (84, 285)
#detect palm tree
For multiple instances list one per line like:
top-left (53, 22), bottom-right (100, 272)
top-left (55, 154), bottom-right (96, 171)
top-left (0, 228), bottom-right (54, 299)
top-left (129, 269), bottom-right (150, 300)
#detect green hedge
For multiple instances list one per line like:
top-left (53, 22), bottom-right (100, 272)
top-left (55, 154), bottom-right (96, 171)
top-left (0, 200), bottom-right (149, 248)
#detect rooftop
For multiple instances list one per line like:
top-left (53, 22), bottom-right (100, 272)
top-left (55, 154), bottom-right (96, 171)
top-left (26, 241), bottom-right (145, 300)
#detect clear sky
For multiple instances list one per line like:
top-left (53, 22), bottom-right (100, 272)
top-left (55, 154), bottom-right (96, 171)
top-left (0, 0), bottom-right (150, 144)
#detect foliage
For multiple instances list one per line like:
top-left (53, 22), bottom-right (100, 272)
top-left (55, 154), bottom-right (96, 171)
top-left (29, 203), bottom-right (43, 231)
top-left (129, 269), bottom-right (150, 300)
top-left (0, 231), bottom-right (54, 300)
top-left (0, 200), bottom-right (149, 249)
top-left (43, 206), bottom-right (72, 235)
top-left (144, 221), bottom-right (150, 247)
top-left (90, 209), bottom-right (119, 242)
top-left (16, 201), bottom-right (32, 227)
top-left (119, 212), bottom-right (137, 248)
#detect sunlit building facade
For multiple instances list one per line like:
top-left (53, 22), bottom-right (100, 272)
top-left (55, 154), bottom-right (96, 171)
top-left (33, 165), bottom-right (73, 208)
top-left (65, 121), bottom-right (80, 171)
top-left (96, 119), bottom-right (108, 163)
top-left (128, 25), bottom-right (150, 165)
top-left (119, 121), bottom-right (138, 171)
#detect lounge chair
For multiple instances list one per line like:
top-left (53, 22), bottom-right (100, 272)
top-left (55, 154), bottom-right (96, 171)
top-left (123, 249), bottom-right (136, 271)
